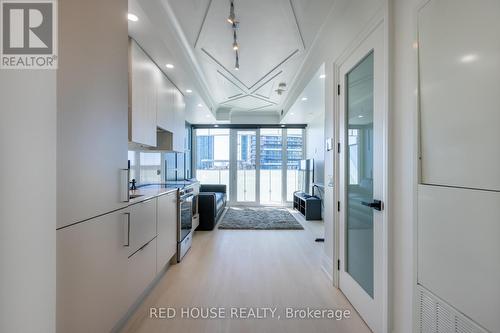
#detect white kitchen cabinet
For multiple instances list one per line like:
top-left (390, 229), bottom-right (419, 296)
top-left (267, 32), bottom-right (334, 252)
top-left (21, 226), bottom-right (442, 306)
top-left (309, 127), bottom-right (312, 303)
top-left (57, 209), bottom-right (129, 333)
top-left (157, 70), bottom-right (186, 152)
top-left (157, 74), bottom-right (175, 134)
top-left (128, 198), bottom-right (157, 256)
top-left (127, 237), bottom-right (157, 307)
top-left (157, 191), bottom-right (178, 270)
top-left (57, 0), bottom-right (129, 228)
top-left (129, 39), bottom-right (159, 147)
top-left (172, 89), bottom-right (186, 152)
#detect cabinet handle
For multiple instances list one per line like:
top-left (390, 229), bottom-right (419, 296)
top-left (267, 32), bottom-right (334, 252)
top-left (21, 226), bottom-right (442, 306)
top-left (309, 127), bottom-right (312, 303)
top-left (123, 212), bottom-right (130, 247)
top-left (120, 169), bottom-right (130, 202)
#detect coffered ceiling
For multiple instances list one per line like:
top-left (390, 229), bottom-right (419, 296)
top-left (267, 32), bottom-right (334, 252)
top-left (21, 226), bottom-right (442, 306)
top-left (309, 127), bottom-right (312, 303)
top-left (167, 0), bottom-right (334, 114)
top-left (129, 0), bottom-right (334, 120)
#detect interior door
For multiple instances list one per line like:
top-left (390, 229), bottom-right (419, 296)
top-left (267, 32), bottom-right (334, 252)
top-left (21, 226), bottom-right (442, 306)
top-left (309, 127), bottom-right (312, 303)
top-left (338, 23), bottom-right (386, 333)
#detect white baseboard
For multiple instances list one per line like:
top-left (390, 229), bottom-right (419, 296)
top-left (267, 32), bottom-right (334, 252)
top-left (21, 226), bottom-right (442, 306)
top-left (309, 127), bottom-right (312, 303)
top-left (321, 253), bottom-right (334, 283)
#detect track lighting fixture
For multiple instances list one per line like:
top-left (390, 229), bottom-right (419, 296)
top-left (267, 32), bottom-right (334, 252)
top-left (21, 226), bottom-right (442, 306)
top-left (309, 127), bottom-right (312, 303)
top-left (232, 31), bottom-right (239, 51)
top-left (227, 1), bottom-right (235, 24)
top-left (235, 51), bottom-right (240, 70)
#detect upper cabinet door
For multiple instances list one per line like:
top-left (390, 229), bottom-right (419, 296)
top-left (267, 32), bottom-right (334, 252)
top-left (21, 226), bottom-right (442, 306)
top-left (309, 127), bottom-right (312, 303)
top-left (173, 90), bottom-right (186, 152)
top-left (129, 39), bottom-right (158, 147)
top-left (157, 74), bottom-right (175, 133)
top-left (418, 0), bottom-right (500, 191)
top-left (57, 0), bottom-right (129, 228)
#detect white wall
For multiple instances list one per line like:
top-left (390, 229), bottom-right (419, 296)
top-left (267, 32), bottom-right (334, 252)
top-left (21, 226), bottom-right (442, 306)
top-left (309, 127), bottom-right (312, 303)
top-left (0, 72), bottom-right (57, 332)
top-left (391, 0), bottom-right (419, 332)
top-left (306, 111), bottom-right (325, 185)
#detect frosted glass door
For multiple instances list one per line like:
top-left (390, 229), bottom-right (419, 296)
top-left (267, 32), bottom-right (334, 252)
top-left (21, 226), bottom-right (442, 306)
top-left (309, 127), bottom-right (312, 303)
top-left (345, 52), bottom-right (375, 297)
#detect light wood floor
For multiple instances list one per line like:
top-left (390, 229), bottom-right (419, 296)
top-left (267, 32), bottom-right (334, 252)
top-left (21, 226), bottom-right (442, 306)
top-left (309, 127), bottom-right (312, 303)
top-left (121, 209), bottom-right (371, 333)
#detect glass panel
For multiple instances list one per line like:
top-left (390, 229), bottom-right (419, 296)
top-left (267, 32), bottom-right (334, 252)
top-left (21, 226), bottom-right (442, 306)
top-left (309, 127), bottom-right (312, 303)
top-left (195, 128), bottom-right (230, 197)
top-left (260, 128), bottom-right (282, 204)
top-left (237, 130), bottom-right (257, 202)
top-left (346, 52), bottom-right (374, 298)
top-left (286, 129), bottom-right (304, 201)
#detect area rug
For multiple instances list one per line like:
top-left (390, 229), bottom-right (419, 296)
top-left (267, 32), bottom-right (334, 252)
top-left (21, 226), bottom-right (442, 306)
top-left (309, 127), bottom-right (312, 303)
top-left (218, 207), bottom-right (304, 230)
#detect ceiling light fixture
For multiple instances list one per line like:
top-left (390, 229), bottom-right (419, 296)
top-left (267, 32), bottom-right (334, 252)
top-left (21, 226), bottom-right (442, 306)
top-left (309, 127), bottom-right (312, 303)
top-left (281, 124), bottom-right (286, 128)
top-left (227, 1), bottom-right (235, 24)
top-left (127, 13), bottom-right (138, 22)
top-left (301, 97), bottom-right (308, 101)
top-left (275, 82), bottom-right (287, 95)
top-left (198, 103), bottom-right (203, 107)
top-left (227, 1), bottom-right (240, 70)
top-left (234, 51), bottom-right (240, 70)
top-left (165, 63), bottom-right (174, 69)
top-left (232, 31), bottom-right (239, 51)
top-left (186, 89), bottom-right (193, 93)
top-left (319, 74), bottom-right (326, 79)
top-left (290, 112), bottom-right (295, 115)
top-left (214, 124), bottom-right (220, 128)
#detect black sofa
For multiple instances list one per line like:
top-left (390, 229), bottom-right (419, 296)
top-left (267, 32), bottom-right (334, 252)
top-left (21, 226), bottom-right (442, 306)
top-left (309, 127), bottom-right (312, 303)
top-left (197, 184), bottom-right (227, 230)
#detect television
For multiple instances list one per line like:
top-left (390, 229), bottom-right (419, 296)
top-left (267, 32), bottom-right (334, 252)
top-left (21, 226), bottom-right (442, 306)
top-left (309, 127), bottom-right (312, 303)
top-left (298, 159), bottom-right (314, 195)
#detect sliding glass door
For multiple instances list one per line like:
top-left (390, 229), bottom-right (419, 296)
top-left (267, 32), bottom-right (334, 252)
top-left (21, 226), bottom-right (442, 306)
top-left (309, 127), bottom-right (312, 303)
top-left (259, 128), bottom-right (283, 205)
top-left (236, 130), bottom-right (257, 203)
top-left (194, 128), bottom-right (230, 198)
top-left (194, 127), bottom-right (304, 205)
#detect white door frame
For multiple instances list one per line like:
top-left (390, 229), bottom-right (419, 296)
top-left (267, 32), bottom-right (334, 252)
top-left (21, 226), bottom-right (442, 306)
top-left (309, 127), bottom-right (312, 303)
top-left (333, 13), bottom-right (389, 333)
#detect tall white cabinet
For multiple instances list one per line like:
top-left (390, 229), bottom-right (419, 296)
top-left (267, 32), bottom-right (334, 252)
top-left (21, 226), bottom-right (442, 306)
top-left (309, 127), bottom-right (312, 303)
top-left (417, 1), bottom-right (500, 332)
top-left (57, 0), bottom-right (129, 228)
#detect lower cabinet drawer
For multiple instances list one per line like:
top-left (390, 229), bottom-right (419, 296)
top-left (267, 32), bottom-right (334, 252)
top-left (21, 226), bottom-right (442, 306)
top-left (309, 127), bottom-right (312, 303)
top-left (127, 237), bottom-right (157, 306)
top-left (128, 198), bottom-right (157, 256)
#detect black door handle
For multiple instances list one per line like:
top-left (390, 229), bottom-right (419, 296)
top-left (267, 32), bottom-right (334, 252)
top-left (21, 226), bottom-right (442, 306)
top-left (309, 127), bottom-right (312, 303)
top-left (361, 199), bottom-right (383, 211)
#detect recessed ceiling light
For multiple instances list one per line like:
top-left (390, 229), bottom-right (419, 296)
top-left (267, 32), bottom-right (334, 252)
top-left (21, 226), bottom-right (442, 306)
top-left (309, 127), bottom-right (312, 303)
top-left (281, 124), bottom-right (286, 128)
top-left (205, 115), bottom-right (210, 118)
top-left (319, 74), bottom-right (326, 79)
top-left (214, 124), bottom-right (220, 128)
top-left (460, 54), bottom-right (478, 63)
top-left (198, 103), bottom-right (203, 108)
top-left (186, 89), bottom-right (193, 93)
top-left (301, 97), bottom-right (308, 101)
top-left (165, 63), bottom-right (174, 69)
top-left (127, 13), bottom-right (138, 22)
top-left (290, 112), bottom-right (295, 115)
top-left (358, 115), bottom-right (364, 118)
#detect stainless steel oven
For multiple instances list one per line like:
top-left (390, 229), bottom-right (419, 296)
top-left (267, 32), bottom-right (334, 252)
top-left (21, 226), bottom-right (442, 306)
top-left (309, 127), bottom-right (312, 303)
top-left (177, 187), bottom-right (194, 261)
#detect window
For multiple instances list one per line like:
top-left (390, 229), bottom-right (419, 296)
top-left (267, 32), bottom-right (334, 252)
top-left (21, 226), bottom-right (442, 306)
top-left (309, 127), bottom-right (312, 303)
top-left (195, 128), bottom-right (230, 197)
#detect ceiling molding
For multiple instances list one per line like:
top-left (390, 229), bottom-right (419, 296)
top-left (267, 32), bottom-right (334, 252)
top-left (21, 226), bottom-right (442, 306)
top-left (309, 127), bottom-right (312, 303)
top-left (193, 0), bottom-right (213, 48)
top-left (159, 0), bottom-right (217, 109)
top-left (202, 48), bottom-right (251, 90)
top-left (288, 0), bottom-right (306, 50)
top-left (248, 49), bottom-right (299, 90)
top-left (251, 70), bottom-right (282, 96)
top-left (216, 70), bottom-right (247, 94)
top-left (244, 104), bottom-right (275, 112)
top-left (227, 93), bottom-right (243, 99)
